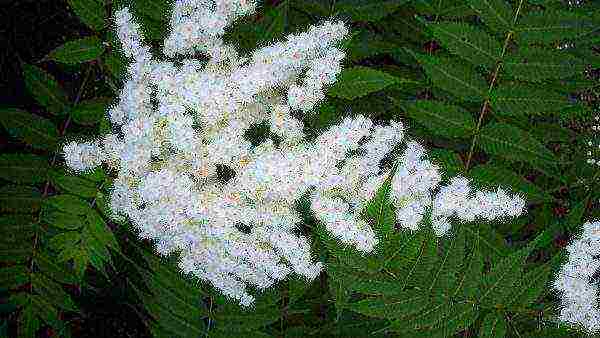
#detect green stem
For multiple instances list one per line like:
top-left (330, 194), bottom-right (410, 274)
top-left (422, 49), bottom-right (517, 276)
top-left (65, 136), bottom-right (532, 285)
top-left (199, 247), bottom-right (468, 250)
top-left (464, 0), bottom-right (526, 171)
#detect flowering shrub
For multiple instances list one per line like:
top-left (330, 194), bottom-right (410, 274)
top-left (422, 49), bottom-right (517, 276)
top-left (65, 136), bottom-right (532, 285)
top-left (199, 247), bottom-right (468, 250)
top-left (2, 0), bottom-right (600, 337)
top-left (60, 0), bottom-right (532, 309)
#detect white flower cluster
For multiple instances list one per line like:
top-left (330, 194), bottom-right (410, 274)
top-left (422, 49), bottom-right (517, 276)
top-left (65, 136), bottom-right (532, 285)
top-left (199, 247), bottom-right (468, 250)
top-left (389, 142), bottom-right (526, 237)
top-left (62, 0), bottom-right (526, 308)
top-left (552, 220), bottom-right (600, 335)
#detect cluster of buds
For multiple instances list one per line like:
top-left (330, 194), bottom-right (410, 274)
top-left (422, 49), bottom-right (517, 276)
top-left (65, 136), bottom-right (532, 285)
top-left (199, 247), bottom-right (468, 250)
top-left (62, 0), bottom-right (526, 308)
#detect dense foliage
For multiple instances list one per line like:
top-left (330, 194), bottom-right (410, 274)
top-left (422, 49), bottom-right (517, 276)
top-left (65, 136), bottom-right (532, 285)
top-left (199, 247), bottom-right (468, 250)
top-left (1, 0), bottom-right (599, 337)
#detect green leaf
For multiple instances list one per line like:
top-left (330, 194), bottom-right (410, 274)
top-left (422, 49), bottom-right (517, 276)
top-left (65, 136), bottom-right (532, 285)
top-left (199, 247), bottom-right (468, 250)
top-left (79, 166), bottom-right (107, 183)
top-left (409, 52), bottom-right (488, 102)
top-left (0, 108), bottom-right (59, 150)
top-left (414, 0), bottom-right (476, 18)
top-left (469, 163), bottom-right (553, 204)
top-left (82, 207), bottom-right (119, 252)
top-left (12, 293), bottom-right (66, 336)
top-left (490, 84), bottom-right (572, 117)
top-left (402, 100), bottom-right (476, 138)
top-left (34, 250), bottom-right (79, 285)
top-left (506, 256), bottom-right (558, 309)
top-left (460, 228), bottom-right (483, 300)
top-left (0, 214), bottom-right (36, 234)
top-left (31, 273), bottom-right (78, 312)
top-left (50, 171), bottom-right (99, 198)
top-left (503, 47), bottom-right (585, 82)
top-left (478, 122), bottom-right (558, 170)
top-left (564, 199), bottom-right (587, 233)
top-left (0, 154), bottom-right (49, 184)
top-left (465, 0), bottom-right (513, 33)
top-left (55, 246), bottom-right (88, 280)
top-left (22, 64), bottom-right (69, 115)
top-left (345, 29), bottom-right (399, 62)
top-left (11, 294), bottom-right (43, 338)
top-left (364, 173), bottom-right (396, 239)
top-left (132, 0), bottom-right (170, 23)
top-left (44, 194), bottom-right (92, 216)
top-left (0, 185), bottom-right (43, 214)
top-left (103, 52), bottom-right (126, 83)
top-left (428, 148), bottom-right (464, 179)
top-left (67, 0), bottom-right (106, 31)
top-left (391, 300), bottom-right (477, 336)
top-left (515, 10), bottom-right (597, 44)
top-left (428, 22), bottom-right (502, 68)
top-left (0, 241), bottom-right (34, 264)
top-left (398, 228), bottom-right (438, 289)
top-left (259, 6), bottom-right (286, 43)
top-left (42, 210), bottom-right (85, 230)
top-left (327, 66), bottom-right (398, 100)
top-left (46, 36), bottom-right (104, 64)
top-left (334, 0), bottom-right (409, 22)
top-left (49, 231), bottom-right (81, 252)
top-left (0, 266), bottom-right (28, 290)
top-left (347, 288), bottom-right (430, 320)
top-left (479, 312), bottom-right (507, 338)
top-left (428, 225), bottom-right (466, 297)
top-left (479, 242), bottom-right (537, 308)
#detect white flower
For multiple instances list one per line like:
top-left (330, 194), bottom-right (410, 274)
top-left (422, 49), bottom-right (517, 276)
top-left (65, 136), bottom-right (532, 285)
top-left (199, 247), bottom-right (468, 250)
top-left (552, 220), bottom-right (600, 335)
top-left (62, 140), bottom-right (105, 173)
top-left (60, 0), bottom-right (526, 309)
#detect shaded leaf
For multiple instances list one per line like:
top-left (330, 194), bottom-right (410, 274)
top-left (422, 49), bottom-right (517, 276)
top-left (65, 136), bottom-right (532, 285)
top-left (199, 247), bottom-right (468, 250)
top-left (428, 148), bottom-right (464, 179)
top-left (42, 210), bottom-right (85, 230)
top-left (44, 194), bottom-right (92, 216)
top-left (465, 0), bottom-right (513, 33)
top-left (0, 214), bottom-right (36, 237)
top-left (103, 52), bottom-right (126, 83)
top-left (11, 294), bottom-right (63, 337)
top-left (507, 255), bottom-right (559, 309)
top-left (67, 0), bottom-right (106, 31)
top-left (515, 10), bottom-right (597, 44)
top-left (0, 154), bottom-right (49, 184)
top-left (345, 29), bottom-right (399, 62)
top-left (469, 163), bottom-right (553, 204)
top-left (479, 241), bottom-right (538, 308)
top-left (82, 207), bottom-right (119, 251)
top-left (34, 250), bottom-right (79, 285)
top-left (334, 0), bottom-right (409, 22)
top-left (22, 64), bottom-right (69, 115)
top-left (31, 273), bottom-right (78, 312)
top-left (479, 312), bottom-right (507, 338)
top-left (0, 185), bottom-right (43, 214)
top-left (0, 108), bottom-right (59, 150)
top-left (0, 266), bottom-right (28, 290)
top-left (132, 0), bottom-right (170, 23)
top-left (50, 170), bottom-right (98, 198)
top-left (259, 5), bottom-right (286, 43)
top-left (46, 36), bottom-right (104, 64)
